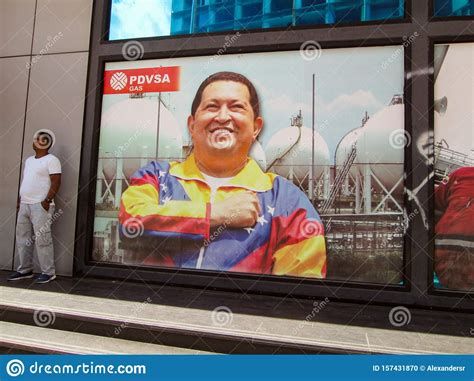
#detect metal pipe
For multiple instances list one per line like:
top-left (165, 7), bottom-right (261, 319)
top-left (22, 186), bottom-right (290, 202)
top-left (310, 73), bottom-right (316, 201)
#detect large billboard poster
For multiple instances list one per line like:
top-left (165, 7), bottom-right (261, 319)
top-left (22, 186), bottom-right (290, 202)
top-left (93, 45), bottom-right (405, 284)
top-left (434, 42), bottom-right (474, 292)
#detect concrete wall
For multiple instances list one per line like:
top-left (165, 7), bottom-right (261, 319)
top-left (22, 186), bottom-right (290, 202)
top-left (0, 0), bottom-right (93, 276)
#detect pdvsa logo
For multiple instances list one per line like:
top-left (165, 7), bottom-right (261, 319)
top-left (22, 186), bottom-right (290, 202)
top-left (104, 67), bottom-right (180, 94)
top-left (110, 72), bottom-right (127, 91)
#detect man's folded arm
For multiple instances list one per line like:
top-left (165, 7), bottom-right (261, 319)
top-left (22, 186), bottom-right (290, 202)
top-left (119, 165), bottom-right (211, 241)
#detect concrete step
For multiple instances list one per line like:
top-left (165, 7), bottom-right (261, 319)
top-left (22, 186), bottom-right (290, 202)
top-left (0, 321), bottom-right (209, 354)
top-left (1, 285), bottom-right (473, 354)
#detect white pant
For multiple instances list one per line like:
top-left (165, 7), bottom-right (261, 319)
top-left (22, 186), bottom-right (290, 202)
top-left (16, 203), bottom-right (55, 276)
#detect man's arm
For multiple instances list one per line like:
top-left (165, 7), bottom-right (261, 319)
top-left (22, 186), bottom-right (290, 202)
top-left (119, 163), bottom-right (212, 241)
top-left (41, 174), bottom-right (61, 211)
top-left (210, 191), bottom-right (260, 228)
top-left (270, 182), bottom-right (327, 278)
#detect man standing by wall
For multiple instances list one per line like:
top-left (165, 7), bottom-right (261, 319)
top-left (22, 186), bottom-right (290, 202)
top-left (8, 129), bottom-right (62, 284)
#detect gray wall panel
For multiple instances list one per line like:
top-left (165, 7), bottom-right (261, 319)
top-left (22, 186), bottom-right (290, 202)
top-left (0, 56), bottom-right (30, 270)
top-left (32, 0), bottom-right (93, 55)
top-left (0, 0), bottom-right (36, 57)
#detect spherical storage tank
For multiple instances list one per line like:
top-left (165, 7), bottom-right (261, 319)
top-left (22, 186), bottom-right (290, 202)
top-left (265, 122), bottom-right (330, 182)
top-left (434, 44), bottom-right (472, 156)
top-left (335, 127), bottom-right (362, 176)
top-left (99, 97), bottom-right (183, 181)
top-left (353, 102), bottom-right (405, 194)
top-left (249, 140), bottom-right (266, 171)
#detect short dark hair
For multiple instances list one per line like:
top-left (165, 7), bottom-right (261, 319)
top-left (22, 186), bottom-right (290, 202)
top-left (191, 71), bottom-right (260, 118)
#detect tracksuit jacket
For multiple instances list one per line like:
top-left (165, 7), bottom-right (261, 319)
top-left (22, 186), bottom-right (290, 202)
top-left (119, 154), bottom-right (326, 278)
top-left (435, 166), bottom-right (474, 289)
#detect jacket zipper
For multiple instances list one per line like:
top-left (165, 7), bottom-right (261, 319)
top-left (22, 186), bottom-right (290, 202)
top-left (196, 186), bottom-right (218, 269)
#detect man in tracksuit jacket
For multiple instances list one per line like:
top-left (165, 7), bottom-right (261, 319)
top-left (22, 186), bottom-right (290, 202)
top-left (119, 71), bottom-right (326, 278)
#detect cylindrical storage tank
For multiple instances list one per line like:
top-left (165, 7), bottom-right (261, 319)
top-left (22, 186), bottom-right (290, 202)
top-left (265, 125), bottom-right (330, 182)
top-left (353, 103), bottom-right (405, 194)
top-left (249, 140), bottom-right (267, 171)
top-left (99, 97), bottom-right (183, 181)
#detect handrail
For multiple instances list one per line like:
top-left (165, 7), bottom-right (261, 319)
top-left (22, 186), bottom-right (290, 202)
top-left (321, 144), bottom-right (357, 213)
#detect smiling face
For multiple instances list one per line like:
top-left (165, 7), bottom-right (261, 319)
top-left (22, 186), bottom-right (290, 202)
top-left (187, 80), bottom-right (263, 174)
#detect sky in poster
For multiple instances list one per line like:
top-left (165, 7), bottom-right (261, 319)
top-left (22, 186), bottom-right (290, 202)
top-left (102, 45), bottom-right (403, 160)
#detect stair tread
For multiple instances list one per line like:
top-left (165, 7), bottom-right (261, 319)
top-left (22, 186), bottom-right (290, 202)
top-left (0, 321), bottom-right (209, 354)
top-left (1, 286), bottom-right (472, 354)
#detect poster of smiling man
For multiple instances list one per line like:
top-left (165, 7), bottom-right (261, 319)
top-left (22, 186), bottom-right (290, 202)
top-left (93, 45), bottom-right (405, 284)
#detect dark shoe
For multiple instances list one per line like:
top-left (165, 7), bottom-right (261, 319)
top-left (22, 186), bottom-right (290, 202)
top-left (35, 274), bottom-right (56, 284)
top-left (7, 271), bottom-right (34, 281)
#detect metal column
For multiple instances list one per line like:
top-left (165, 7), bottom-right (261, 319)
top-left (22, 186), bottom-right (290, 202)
top-left (115, 157), bottom-right (123, 209)
top-left (363, 164), bottom-right (372, 214)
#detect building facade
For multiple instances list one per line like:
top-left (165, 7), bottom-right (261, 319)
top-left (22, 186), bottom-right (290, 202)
top-left (1, 0), bottom-right (473, 311)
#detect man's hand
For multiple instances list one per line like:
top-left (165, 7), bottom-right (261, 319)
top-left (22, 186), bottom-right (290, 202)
top-left (41, 200), bottom-right (50, 212)
top-left (210, 191), bottom-right (261, 228)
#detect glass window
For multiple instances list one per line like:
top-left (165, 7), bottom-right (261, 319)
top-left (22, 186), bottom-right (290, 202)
top-left (433, 43), bottom-right (474, 292)
top-left (95, 46), bottom-right (406, 285)
top-left (109, 0), bottom-right (404, 40)
top-left (434, 0), bottom-right (473, 17)
top-left (109, 0), bottom-right (173, 40)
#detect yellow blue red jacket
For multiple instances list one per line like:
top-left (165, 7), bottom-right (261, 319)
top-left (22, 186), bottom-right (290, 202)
top-left (119, 154), bottom-right (326, 278)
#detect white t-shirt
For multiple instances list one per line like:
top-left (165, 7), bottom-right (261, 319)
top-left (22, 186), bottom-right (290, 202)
top-left (202, 173), bottom-right (233, 202)
top-left (19, 154), bottom-right (61, 204)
